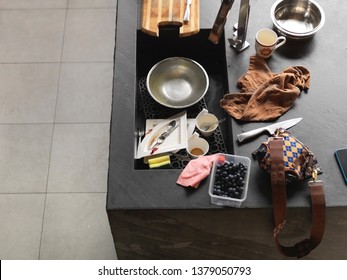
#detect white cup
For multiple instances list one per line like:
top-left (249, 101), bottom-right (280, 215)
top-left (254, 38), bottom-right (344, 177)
top-left (196, 111), bottom-right (218, 137)
top-left (187, 134), bottom-right (209, 159)
top-left (255, 28), bottom-right (286, 58)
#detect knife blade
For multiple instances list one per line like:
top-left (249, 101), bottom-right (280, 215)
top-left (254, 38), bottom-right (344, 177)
top-left (183, 0), bottom-right (192, 22)
top-left (237, 117), bottom-right (302, 143)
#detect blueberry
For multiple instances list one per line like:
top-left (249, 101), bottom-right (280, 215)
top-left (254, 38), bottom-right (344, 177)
top-left (213, 160), bottom-right (247, 198)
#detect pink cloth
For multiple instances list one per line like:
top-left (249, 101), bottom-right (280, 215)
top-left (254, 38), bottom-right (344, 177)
top-left (176, 155), bottom-right (218, 188)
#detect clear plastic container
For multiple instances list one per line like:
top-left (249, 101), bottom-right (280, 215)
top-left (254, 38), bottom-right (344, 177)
top-left (208, 153), bottom-right (251, 207)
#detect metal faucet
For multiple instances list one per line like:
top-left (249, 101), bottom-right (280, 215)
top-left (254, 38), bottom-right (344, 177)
top-left (209, 0), bottom-right (251, 52)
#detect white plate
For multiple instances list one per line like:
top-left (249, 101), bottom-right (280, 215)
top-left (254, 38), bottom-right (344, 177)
top-left (135, 111), bottom-right (188, 159)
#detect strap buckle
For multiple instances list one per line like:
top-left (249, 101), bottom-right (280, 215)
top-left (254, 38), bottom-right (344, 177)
top-left (309, 169), bottom-right (323, 186)
top-left (312, 169), bottom-right (318, 182)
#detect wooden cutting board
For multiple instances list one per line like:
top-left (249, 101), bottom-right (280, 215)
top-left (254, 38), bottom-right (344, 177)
top-left (141, 0), bottom-right (200, 37)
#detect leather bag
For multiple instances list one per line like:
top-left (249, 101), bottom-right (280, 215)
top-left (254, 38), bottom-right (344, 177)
top-left (252, 129), bottom-right (326, 258)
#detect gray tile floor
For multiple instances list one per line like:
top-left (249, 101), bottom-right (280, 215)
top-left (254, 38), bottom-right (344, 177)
top-left (0, 0), bottom-right (118, 260)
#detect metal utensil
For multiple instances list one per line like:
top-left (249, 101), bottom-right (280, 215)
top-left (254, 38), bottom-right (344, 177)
top-left (135, 127), bottom-right (145, 158)
top-left (237, 117), bottom-right (302, 143)
top-left (183, 0), bottom-right (192, 22)
top-left (200, 117), bottom-right (226, 131)
top-left (150, 120), bottom-right (179, 154)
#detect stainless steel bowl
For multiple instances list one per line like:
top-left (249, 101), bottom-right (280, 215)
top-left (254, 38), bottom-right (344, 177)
top-left (270, 0), bottom-right (325, 40)
top-left (146, 57), bottom-right (209, 109)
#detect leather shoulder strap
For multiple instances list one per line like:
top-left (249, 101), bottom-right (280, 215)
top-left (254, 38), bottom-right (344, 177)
top-left (269, 137), bottom-right (326, 258)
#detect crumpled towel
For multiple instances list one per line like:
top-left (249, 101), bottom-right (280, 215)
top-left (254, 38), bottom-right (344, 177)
top-left (176, 155), bottom-right (218, 188)
top-left (220, 56), bottom-right (311, 121)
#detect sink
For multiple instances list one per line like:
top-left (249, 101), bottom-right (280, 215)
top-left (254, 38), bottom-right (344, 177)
top-left (135, 29), bottom-right (233, 169)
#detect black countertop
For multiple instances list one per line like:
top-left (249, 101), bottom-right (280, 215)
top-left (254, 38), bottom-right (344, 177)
top-left (107, 0), bottom-right (347, 210)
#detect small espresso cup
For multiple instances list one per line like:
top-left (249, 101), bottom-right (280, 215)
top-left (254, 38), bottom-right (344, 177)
top-left (187, 134), bottom-right (209, 159)
top-left (255, 28), bottom-right (286, 58)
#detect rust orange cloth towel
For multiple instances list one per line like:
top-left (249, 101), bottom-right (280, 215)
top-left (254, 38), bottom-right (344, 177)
top-left (220, 56), bottom-right (311, 121)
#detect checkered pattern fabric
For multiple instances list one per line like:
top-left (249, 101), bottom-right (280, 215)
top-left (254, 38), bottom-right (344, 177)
top-left (282, 133), bottom-right (304, 173)
top-left (256, 130), bottom-right (317, 181)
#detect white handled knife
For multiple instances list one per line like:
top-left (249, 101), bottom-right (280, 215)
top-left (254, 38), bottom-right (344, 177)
top-left (183, 0), bottom-right (192, 22)
top-left (237, 117), bottom-right (302, 143)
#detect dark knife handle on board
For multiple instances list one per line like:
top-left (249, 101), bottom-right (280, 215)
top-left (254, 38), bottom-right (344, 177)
top-left (208, 0), bottom-right (235, 44)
